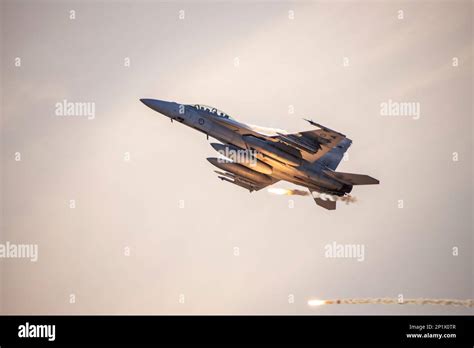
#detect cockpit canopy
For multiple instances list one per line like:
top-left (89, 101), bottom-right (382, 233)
top-left (190, 104), bottom-right (233, 119)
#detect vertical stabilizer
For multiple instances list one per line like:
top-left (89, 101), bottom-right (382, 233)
top-left (318, 138), bottom-right (352, 170)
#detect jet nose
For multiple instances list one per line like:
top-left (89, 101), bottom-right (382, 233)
top-left (140, 98), bottom-right (175, 117)
top-left (140, 98), bottom-right (154, 108)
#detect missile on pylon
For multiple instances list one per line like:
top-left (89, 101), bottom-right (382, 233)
top-left (210, 142), bottom-right (273, 175)
top-left (207, 158), bottom-right (273, 185)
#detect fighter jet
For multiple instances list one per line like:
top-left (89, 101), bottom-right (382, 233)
top-left (140, 99), bottom-right (379, 210)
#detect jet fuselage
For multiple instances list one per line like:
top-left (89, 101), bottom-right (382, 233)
top-left (140, 98), bottom-right (378, 210)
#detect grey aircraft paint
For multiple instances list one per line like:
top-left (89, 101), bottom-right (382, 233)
top-left (140, 98), bottom-right (379, 210)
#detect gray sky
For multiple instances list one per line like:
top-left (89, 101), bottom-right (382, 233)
top-left (0, 0), bottom-right (472, 314)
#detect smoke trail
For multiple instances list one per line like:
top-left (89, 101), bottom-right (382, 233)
top-left (308, 298), bottom-right (474, 308)
top-left (311, 191), bottom-right (357, 205)
top-left (268, 187), bottom-right (356, 204)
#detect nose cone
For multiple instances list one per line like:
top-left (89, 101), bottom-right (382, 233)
top-left (140, 98), bottom-right (175, 117)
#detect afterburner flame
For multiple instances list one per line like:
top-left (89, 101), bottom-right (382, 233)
top-left (268, 188), bottom-right (310, 196)
top-left (267, 188), bottom-right (292, 195)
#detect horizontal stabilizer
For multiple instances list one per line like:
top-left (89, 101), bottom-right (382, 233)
top-left (313, 197), bottom-right (337, 210)
top-left (323, 170), bottom-right (379, 185)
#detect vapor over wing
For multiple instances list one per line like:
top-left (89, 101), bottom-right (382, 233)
top-left (270, 120), bottom-right (349, 165)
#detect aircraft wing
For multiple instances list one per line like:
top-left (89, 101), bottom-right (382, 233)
top-left (270, 120), bottom-right (348, 163)
top-left (214, 170), bottom-right (279, 192)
